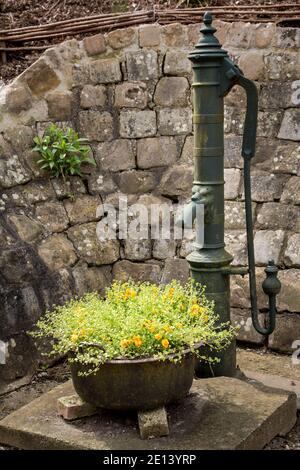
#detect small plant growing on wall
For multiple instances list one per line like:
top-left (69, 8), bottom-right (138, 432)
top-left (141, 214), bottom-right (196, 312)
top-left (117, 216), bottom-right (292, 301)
top-left (33, 123), bottom-right (95, 179)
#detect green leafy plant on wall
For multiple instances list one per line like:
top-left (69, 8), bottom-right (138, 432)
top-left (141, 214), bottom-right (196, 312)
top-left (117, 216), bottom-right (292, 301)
top-left (33, 123), bottom-right (95, 179)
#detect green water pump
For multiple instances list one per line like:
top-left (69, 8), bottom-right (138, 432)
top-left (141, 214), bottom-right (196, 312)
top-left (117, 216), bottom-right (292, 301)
top-left (182, 12), bottom-right (281, 377)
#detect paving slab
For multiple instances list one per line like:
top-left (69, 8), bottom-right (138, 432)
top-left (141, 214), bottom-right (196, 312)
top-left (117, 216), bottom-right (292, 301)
top-left (244, 370), bottom-right (300, 410)
top-left (0, 377), bottom-right (296, 450)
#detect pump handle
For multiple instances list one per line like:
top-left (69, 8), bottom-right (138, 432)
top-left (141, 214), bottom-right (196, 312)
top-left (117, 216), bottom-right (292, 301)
top-left (236, 74), bottom-right (281, 335)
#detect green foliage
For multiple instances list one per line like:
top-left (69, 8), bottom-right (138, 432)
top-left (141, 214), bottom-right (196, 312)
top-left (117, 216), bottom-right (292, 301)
top-left (33, 123), bottom-right (95, 179)
top-left (30, 280), bottom-right (236, 376)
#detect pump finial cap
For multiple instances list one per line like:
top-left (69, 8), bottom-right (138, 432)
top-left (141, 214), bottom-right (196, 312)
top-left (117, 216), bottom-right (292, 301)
top-left (203, 11), bottom-right (213, 25)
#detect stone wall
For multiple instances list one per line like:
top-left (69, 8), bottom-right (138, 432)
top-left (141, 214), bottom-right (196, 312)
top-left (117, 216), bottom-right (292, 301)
top-left (0, 21), bottom-right (299, 383)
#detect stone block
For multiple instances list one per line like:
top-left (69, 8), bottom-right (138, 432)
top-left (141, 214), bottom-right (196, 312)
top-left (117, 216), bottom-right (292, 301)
top-left (8, 214), bottom-right (43, 243)
top-left (164, 50), bottom-right (192, 77)
top-left (157, 108), bottom-right (192, 135)
top-left (252, 23), bottom-right (276, 48)
top-left (123, 239), bottom-right (152, 261)
top-left (68, 222), bottom-right (119, 265)
top-left (118, 169), bottom-right (157, 194)
top-left (238, 51), bottom-right (265, 81)
top-left (231, 308), bottom-right (265, 345)
top-left (0, 247), bottom-right (38, 284)
top-left (138, 407), bottom-right (169, 439)
top-left (35, 201), bottom-right (69, 232)
top-left (162, 23), bottom-right (188, 47)
top-left (83, 34), bottom-right (106, 56)
top-left (72, 263), bottom-right (111, 297)
top-left (107, 27), bottom-right (137, 49)
top-left (63, 195), bottom-right (101, 224)
top-left (51, 177), bottom-right (86, 199)
top-left (139, 25), bottom-right (161, 48)
top-left (114, 81), bottom-right (148, 109)
top-left (254, 230), bottom-right (285, 266)
top-left (88, 172), bottom-right (117, 195)
top-left (224, 168), bottom-right (241, 200)
top-left (90, 58), bottom-right (121, 84)
top-left (161, 258), bottom-right (189, 285)
top-left (96, 139), bottom-right (135, 172)
top-left (256, 203), bottom-right (300, 231)
top-left (257, 111), bottom-right (282, 138)
top-left (180, 135), bottom-right (193, 164)
top-left (273, 27), bottom-right (300, 50)
top-left (265, 52), bottom-right (299, 81)
top-left (241, 170), bottom-right (285, 202)
top-left (38, 234), bottom-right (78, 270)
top-left (269, 313), bottom-right (300, 353)
top-left (113, 260), bottom-right (161, 283)
top-left (224, 135), bottom-right (243, 169)
top-left (230, 274), bottom-right (251, 309)
top-left (23, 57), bottom-right (60, 97)
top-left (72, 63), bottom-right (91, 86)
top-left (57, 395), bottom-right (97, 421)
top-left (284, 233), bottom-right (300, 267)
top-left (225, 230), bottom-right (248, 267)
top-left (0, 155), bottom-right (31, 189)
top-left (19, 180), bottom-right (55, 205)
top-left (120, 110), bottom-right (156, 138)
top-left (281, 176), bottom-right (300, 205)
top-left (226, 22), bottom-right (253, 48)
top-left (278, 109), bottom-right (300, 141)
top-left (272, 143), bottom-right (299, 175)
top-left (126, 50), bottom-right (158, 81)
top-left (277, 269), bottom-right (300, 312)
top-left (154, 77), bottom-right (189, 107)
top-left (159, 165), bottom-right (193, 197)
top-left (79, 110), bottom-right (113, 141)
top-left (46, 91), bottom-right (73, 121)
top-left (4, 125), bottom-right (34, 152)
top-left (5, 83), bottom-right (32, 112)
top-left (137, 136), bottom-right (181, 169)
top-left (179, 233), bottom-right (195, 258)
top-left (80, 85), bottom-right (107, 109)
top-left (259, 81), bottom-right (298, 110)
top-left (225, 201), bottom-right (256, 230)
top-left (153, 239), bottom-right (177, 260)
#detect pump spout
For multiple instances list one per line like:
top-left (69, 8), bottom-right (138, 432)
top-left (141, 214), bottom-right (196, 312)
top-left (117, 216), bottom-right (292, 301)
top-left (177, 187), bottom-right (211, 230)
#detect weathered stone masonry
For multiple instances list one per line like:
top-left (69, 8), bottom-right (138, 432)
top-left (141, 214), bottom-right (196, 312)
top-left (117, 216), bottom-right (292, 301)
top-left (0, 21), bottom-right (299, 382)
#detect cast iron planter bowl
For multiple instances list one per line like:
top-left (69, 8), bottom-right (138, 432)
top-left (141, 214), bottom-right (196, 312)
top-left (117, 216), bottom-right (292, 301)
top-left (70, 346), bottom-right (198, 410)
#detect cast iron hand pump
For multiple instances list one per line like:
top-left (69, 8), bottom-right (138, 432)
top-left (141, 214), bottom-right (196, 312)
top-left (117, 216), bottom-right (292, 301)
top-left (183, 12), bottom-right (281, 376)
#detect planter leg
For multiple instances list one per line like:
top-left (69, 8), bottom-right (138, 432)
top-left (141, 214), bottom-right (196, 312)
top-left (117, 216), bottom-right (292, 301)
top-left (57, 394), bottom-right (98, 421)
top-left (138, 407), bottom-right (169, 439)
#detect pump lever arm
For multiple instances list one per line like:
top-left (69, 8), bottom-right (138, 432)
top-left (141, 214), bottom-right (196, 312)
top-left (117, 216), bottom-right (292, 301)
top-left (236, 74), bottom-right (281, 336)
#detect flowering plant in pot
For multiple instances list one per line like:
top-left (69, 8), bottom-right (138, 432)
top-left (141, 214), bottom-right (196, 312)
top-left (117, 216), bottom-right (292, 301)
top-left (31, 280), bottom-right (235, 411)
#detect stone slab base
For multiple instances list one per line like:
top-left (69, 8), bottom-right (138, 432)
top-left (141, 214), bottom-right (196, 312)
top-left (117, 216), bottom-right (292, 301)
top-left (0, 377), bottom-right (296, 450)
top-left (245, 370), bottom-right (300, 410)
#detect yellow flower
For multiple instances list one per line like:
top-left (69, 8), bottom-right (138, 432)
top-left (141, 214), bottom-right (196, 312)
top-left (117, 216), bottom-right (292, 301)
top-left (190, 304), bottom-right (201, 316)
top-left (202, 313), bottom-right (209, 323)
top-left (132, 336), bottom-right (143, 347)
top-left (79, 328), bottom-right (87, 337)
top-left (120, 339), bottom-right (129, 348)
top-left (161, 338), bottom-right (169, 348)
top-left (154, 333), bottom-right (162, 341)
top-left (176, 322), bottom-right (183, 329)
top-left (71, 333), bottom-right (79, 342)
top-left (168, 287), bottom-right (175, 297)
top-left (148, 324), bottom-right (156, 333)
top-left (163, 325), bottom-right (171, 332)
top-left (124, 288), bottom-right (137, 300)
